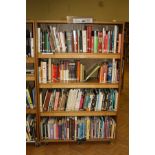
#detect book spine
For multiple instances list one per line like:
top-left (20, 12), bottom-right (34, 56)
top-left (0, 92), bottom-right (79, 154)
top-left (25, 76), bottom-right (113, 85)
top-left (48, 59), bottom-right (51, 82)
top-left (98, 31), bottom-right (102, 53)
top-left (90, 31), bottom-right (94, 52)
top-left (107, 62), bottom-right (112, 83)
top-left (114, 25), bottom-right (118, 53)
top-left (42, 61), bottom-right (47, 83)
top-left (82, 30), bottom-right (87, 52)
top-left (118, 33), bottom-right (122, 53)
top-left (40, 92), bottom-right (43, 112)
top-left (30, 38), bottom-right (34, 57)
top-left (94, 31), bottom-right (98, 53)
top-left (26, 89), bottom-right (33, 109)
top-left (73, 30), bottom-right (78, 52)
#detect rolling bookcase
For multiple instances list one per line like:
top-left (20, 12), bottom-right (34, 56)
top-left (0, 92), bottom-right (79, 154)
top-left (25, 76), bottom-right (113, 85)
top-left (26, 20), bottom-right (39, 145)
top-left (26, 20), bottom-right (124, 145)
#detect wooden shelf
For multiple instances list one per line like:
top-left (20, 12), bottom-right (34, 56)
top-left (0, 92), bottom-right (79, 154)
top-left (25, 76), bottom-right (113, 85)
top-left (26, 108), bottom-right (36, 114)
top-left (38, 53), bottom-right (121, 59)
top-left (36, 20), bottom-right (124, 25)
top-left (26, 57), bottom-right (34, 63)
top-left (26, 75), bottom-right (35, 81)
top-left (26, 141), bottom-right (36, 143)
top-left (39, 81), bottom-right (119, 89)
top-left (40, 138), bottom-right (113, 143)
top-left (40, 111), bottom-right (116, 117)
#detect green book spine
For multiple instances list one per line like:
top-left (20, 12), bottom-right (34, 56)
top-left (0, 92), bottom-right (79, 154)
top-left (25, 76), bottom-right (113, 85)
top-left (94, 31), bottom-right (98, 53)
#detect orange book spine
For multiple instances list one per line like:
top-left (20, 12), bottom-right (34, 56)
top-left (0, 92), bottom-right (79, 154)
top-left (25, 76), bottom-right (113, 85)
top-left (118, 34), bottom-right (122, 53)
top-left (77, 61), bottom-right (80, 81)
top-left (99, 66), bottom-right (103, 83)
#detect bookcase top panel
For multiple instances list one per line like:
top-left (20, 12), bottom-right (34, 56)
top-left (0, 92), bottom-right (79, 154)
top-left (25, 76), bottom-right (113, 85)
top-left (34, 20), bottom-right (124, 25)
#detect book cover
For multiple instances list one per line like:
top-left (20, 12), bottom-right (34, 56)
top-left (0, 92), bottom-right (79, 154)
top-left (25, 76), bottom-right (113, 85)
top-left (85, 64), bottom-right (100, 81)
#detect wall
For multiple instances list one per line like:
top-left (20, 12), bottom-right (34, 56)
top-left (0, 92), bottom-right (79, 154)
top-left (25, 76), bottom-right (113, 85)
top-left (26, 0), bottom-right (129, 21)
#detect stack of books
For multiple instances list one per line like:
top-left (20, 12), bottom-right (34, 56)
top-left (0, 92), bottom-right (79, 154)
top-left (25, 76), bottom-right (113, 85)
top-left (40, 116), bottom-right (116, 140)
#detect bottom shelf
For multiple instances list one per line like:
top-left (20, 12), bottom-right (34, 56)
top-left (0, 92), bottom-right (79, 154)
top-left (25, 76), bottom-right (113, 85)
top-left (26, 141), bottom-right (36, 143)
top-left (40, 138), bottom-right (114, 143)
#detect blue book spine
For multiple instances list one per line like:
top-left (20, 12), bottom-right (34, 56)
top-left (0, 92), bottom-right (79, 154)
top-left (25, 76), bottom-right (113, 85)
top-left (107, 62), bottom-right (112, 82)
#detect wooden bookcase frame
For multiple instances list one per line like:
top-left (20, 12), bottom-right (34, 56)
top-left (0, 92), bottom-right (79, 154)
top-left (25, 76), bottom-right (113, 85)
top-left (26, 20), bottom-right (39, 144)
top-left (26, 20), bottom-right (125, 144)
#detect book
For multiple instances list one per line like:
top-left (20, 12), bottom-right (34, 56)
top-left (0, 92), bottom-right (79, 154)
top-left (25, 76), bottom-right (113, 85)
top-left (82, 30), bottom-right (87, 52)
top-left (85, 64), bottom-right (100, 81)
top-left (94, 31), bottom-right (98, 53)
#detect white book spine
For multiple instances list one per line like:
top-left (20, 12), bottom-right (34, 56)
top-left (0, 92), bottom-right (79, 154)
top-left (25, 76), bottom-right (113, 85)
top-left (60, 32), bottom-right (66, 52)
top-left (114, 25), bottom-right (118, 53)
top-left (53, 27), bottom-right (60, 52)
top-left (42, 61), bottom-right (47, 83)
top-left (88, 94), bottom-right (93, 111)
top-left (40, 92), bottom-right (43, 112)
top-left (30, 38), bottom-right (34, 57)
top-left (98, 92), bottom-right (103, 111)
top-left (75, 90), bottom-right (82, 111)
top-left (74, 117), bottom-right (77, 140)
top-left (37, 28), bottom-right (40, 53)
top-left (38, 67), bottom-right (41, 83)
top-left (66, 89), bottom-right (72, 111)
top-left (82, 30), bottom-right (87, 52)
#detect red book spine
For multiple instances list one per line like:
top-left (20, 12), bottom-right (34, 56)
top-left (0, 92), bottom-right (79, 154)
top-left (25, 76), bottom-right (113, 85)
top-left (86, 26), bottom-right (89, 52)
top-left (104, 34), bottom-right (108, 53)
top-left (57, 64), bottom-right (60, 81)
top-left (79, 94), bottom-right (84, 109)
top-left (103, 63), bottom-right (108, 83)
top-left (53, 65), bottom-right (57, 82)
top-left (90, 31), bottom-right (94, 52)
top-left (98, 32), bottom-right (102, 53)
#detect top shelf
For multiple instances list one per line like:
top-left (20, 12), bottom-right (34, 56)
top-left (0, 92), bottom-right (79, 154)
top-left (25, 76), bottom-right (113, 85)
top-left (35, 20), bottom-right (124, 25)
top-left (38, 53), bottom-right (121, 59)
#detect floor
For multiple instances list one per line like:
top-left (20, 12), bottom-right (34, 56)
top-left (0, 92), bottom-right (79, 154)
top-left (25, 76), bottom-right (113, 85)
top-left (26, 62), bottom-right (129, 155)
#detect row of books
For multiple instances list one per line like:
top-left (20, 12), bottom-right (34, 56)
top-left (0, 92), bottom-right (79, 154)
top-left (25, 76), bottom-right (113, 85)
top-left (40, 89), bottom-right (118, 112)
top-left (39, 59), bottom-right (119, 83)
top-left (26, 87), bottom-right (35, 109)
top-left (37, 25), bottom-right (122, 53)
top-left (26, 115), bottom-right (36, 142)
top-left (39, 59), bottom-right (85, 83)
top-left (99, 59), bottom-right (119, 83)
top-left (40, 116), bottom-right (116, 140)
top-left (26, 29), bottom-right (34, 57)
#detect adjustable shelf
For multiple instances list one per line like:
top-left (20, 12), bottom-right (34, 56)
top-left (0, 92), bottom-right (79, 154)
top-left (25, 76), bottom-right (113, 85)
top-left (40, 111), bottom-right (117, 117)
